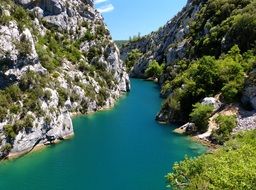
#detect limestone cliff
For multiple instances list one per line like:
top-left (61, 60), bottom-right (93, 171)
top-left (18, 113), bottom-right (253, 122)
top-left (121, 0), bottom-right (203, 78)
top-left (121, 0), bottom-right (256, 136)
top-left (0, 0), bottom-right (130, 159)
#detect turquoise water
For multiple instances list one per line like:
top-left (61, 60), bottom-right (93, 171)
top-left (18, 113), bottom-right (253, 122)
top-left (0, 79), bottom-right (205, 190)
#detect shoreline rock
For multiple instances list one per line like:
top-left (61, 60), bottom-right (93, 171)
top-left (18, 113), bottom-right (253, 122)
top-left (0, 0), bottom-right (130, 160)
top-left (6, 132), bottom-right (74, 160)
top-left (3, 91), bottom-right (128, 161)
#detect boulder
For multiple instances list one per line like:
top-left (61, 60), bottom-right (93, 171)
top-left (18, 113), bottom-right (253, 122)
top-left (40, 0), bottom-right (64, 16)
top-left (242, 69), bottom-right (256, 110)
top-left (174, 122), bottom-right (196, 134)
top-left (202, 97), bottom-right (222, 111)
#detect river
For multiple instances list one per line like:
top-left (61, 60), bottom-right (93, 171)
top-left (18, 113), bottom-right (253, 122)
top-left (0, 79), bottom-right (205, 190)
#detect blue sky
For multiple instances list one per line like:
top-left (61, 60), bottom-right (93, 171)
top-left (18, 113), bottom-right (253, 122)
top-left (95, 0), bottom-right (187, 40)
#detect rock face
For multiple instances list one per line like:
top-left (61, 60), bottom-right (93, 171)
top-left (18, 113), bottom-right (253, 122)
top-left (242, 69), bottom-right (256, 110)
top-left (202, 97), bottom-right (222, 111)
top-left (0, 0), bottom-right (130, 159)
top-left (120, 0), bottom-right (202, 78)
top-left (121, 0), bottom-right (256, 136)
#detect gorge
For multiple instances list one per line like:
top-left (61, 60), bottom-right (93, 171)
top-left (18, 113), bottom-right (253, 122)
top-left (0, 79), bottom-right (205, 190)
top-left (0, 0), bottom-right (255, 189)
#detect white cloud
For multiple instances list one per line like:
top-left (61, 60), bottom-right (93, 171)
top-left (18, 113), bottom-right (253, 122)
top-left (94, 0), bottom-right (107, 4)
top-left (97, 4), bottom-right (114, 13)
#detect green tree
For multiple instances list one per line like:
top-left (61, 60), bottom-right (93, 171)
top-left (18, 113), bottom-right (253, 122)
top-left (190, 103), bottom-right (214, 132)
top-left (211, 115), bottom-right (237, 144)
top-left (125, 49), bottom-right (142, 72)
top-left (166, 130), bottom-right (256, 190)
top-left (145, 60), bottom-right (164, 79)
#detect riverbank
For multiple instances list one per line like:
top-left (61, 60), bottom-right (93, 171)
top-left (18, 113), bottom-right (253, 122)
top-left (173, 126), bottom-right (219, 151)
top-left (0, 79), bottom-right (206, 190)
top-left (6, 132), bottom-right (74, 160)
top-left (70, 92), bottom-right (128, 118)
top-left (4, 93), bottom-right (128, 161)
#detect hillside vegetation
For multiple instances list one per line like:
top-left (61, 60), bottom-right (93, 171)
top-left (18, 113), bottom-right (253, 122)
top-left (122, 0), bottom-right (256, 130)
top-left (121, 0), bottom-right (256, 189)
top-left (166, 130), bottom-right (256, 190)
top-left (0, 0), bottom-right (129, 159)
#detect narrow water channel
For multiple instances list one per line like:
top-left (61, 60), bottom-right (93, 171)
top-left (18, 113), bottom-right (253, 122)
top-left (0, 79), bottom-right (205, 190)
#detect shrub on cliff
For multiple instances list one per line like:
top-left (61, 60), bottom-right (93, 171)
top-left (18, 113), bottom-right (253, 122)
top-left (145, 60), bottom-right (164, 79)
top-left (3, 124), bottom-right (16, 142)
top-left (125, 49), bottom-right (142, 72)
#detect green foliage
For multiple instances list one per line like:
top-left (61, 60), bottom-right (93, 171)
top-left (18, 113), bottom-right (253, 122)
top-left (22, 115), bottom-right (34, 133)
top-left (129, 33), bottom-right (142, 42)
top-left (22, 92), bottom-right (43, 115)
top-left (43, 90), bottom-right (52, 101)
top-left (161, 45), bottom-right (254, 123)
top-left (36, 31), bottom-right (83, 72)
top-left (160, 81), bottom-right (171, 97)
top-left (190, 0), bottom-right (256, 56)
top-left (20, 70), bottom-right (42, 90)
top-left (0, 107), bottom-right (8, 122)
top-left (87, 46), bottom-right (102, 62)
top-left (96, 25), bottom-right (108, 37)
top-left (145, 60), bottom-right (164, 79)
top-left (12, 6), bottom-right (30, 30)
top-left (0, 91), bottom-right (10, 108)
top-left (81, 21), bottom-right (89, 28)
top-left (78, 62), bottom-right (92, 72)
top-left (5, 85), bottom-right (21, 102)
top-left (52, 72), bottom-right (60, 78)
top-left (190, 103), bottom-right (214, 132)
top-left (0, 14), bottom-right (12, 25)
top-left (115, 40), bottom-right (128, 49)
top-left (0, 143), bottom-right (12, 153)
top-left (15, 35), bottom-right (32, 57)
top-left (211, 115), bottom-right (237, 144)
top-left (0, 84), bottom-right (22, 121)
top-left (9, 104), bottom-right (21, 114)
top-left (36, 43), bottom-right (58, 72)
top-left (80, 31), bottom-right (96, 42)
top-left (166, 130), bottom-right (256, 190)
top-left (97, 88), bottom-right (109, 107)
top-left (57, 88), bottom-right (69, 107)
top-left (98, 70), bottom-right (116, 89)
top-left (125, 49), bottom-right (143, 72)
top-left (0, 0), bottom-right (33, 30)
top-left (3, 124), bottom-right (16, 142)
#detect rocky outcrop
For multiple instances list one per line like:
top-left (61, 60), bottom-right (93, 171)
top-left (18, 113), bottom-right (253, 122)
top-left (122, 0), bottom-right (256, 139)
top-left (242, 69), bottom-right (256, 110)
top-left (0, 0), bottom-right (130, 159)
top-left (121, 0), bottom-right (203, 78)
top-left (174, 122), bottom-right (196, 134)
top-left (201, 97), bottom-right (222, 112)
